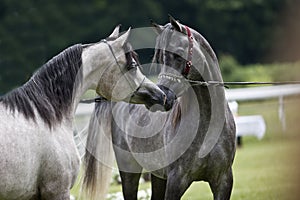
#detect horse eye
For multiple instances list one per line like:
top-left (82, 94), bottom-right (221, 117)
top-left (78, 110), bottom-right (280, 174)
top-left (127, 61), bottom-right (138, 70)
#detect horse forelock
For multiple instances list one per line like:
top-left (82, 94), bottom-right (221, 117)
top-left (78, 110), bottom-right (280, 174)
top-left (151, 25), bottom-right (173, 68)
top-left (0, 44), bottom-right (83, 129)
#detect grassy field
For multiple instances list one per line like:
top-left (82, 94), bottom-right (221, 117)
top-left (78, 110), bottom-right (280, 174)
top-left (72, 97), bottom-right (300, 199)
top-left (182, 135), bottom-right (300, 200)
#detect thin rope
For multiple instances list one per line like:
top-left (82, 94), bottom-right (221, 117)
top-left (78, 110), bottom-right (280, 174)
top-left (188, 80), bottom-right (300, 87)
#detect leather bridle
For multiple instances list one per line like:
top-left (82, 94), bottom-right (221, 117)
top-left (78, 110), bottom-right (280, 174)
top-left (182, 26), bottom-right (194, 77)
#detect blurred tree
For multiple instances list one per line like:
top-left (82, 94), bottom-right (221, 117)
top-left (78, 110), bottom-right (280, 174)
top-left (0, 0), bottom-right (291, 93)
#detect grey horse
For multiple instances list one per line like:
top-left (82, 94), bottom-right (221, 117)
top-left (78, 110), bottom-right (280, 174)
top-left (83, 17), bottom-right (236, 200)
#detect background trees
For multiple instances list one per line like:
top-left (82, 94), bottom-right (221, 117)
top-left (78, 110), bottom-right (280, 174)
top-left (0, 0), bottom-right (296, 93)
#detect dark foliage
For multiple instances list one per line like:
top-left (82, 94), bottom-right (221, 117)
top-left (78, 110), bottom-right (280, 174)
top-left (0, 0), bottom-right (293, 93)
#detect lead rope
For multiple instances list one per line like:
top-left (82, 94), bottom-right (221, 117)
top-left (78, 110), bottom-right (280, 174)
top-left (178, 27), bottom-right (300, 88)
top-left (188, 80), bottom-right (300, 88)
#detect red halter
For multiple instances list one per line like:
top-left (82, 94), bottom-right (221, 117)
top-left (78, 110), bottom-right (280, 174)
top-left (183, 26), bottom-right (194, 77)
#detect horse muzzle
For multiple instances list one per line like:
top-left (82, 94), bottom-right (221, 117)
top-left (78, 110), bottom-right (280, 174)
top-left (129, 83), bottom-right (176, 112)
top-left (156, 84), bottom-right (176, 111)
top-left (144, 84), bottom-right (176, 112)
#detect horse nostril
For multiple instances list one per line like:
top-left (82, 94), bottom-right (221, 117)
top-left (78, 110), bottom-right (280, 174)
top-left (163, 94), bottom-right (167, 106)
top-left (157, 84), bottom-right (176, 111)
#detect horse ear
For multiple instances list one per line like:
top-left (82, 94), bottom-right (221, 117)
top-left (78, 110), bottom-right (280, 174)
top-left (116, 27), bottom-right (131, 46)
top-left (108, 24), bottom-right (121, 38)
top-left (151, 19), bottom-right (164, 35)
top-left (169, 15), bottom-right (182, 32)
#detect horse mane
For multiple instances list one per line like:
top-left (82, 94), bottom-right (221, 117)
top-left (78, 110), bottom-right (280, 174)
top-left (0, 44), bottom-right (83, 128)
top-left (192, 30), bottom-right (218, 63)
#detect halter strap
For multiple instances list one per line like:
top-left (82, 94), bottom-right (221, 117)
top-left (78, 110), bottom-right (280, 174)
top-left (102, 39), bottom-right (147, 97)
top-left (183, 26), bottom-right (194, 77)
top-left (81, 39), bottom-right (146, 104)
top-left (101, 39), bottom-right (123, 69)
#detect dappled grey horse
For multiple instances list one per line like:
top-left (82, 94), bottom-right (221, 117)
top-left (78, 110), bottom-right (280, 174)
top-left (83, 17), bottom-right (236, 200)
top-left (0, 26), bottom-right (174, 200)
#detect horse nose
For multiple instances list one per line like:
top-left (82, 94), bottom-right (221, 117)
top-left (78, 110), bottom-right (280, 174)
top-left (143, 86), bottom-right (176, 112)
top-left (157, 84), bottom-right (176, 111)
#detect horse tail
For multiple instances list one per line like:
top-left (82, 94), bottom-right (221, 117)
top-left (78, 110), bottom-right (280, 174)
top-left (80, 99), bottom-right (113, 200)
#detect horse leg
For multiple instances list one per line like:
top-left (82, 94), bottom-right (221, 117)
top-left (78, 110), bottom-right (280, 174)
top-left (209, 168), bottom-right (233, 200)
top-left (164, 169), bottom-right (192, 200)
top-left (119, 171), bottom-right (142, 200)
top-left (151, 174), bottom-right (167, 200)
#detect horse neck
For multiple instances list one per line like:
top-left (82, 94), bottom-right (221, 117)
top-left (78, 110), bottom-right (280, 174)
top-left (179, 86), bottom-right (210, 116)
top-left (192, 34), bottom-right (226, 117)
top-left (36, 45), bottom-right (84, 125)
top-left (71, 45), bottom-right (112, 114)
top-left (180, 60), bottom-right (226, 122)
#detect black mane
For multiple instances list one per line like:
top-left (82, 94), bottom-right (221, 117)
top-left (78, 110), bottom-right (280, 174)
top-left (0, 44), bottom-right (83, 128)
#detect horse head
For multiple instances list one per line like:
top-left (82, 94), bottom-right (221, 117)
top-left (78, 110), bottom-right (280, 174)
top-left (152, 16), bottom-right (223, 97)
top-left (82, 26), bottom-right (175, 111)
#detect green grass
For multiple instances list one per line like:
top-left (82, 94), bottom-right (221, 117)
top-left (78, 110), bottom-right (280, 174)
top-left (182, 136), bottom-right (300, 200)
top-left (72, 97), bottom-right (300, 199)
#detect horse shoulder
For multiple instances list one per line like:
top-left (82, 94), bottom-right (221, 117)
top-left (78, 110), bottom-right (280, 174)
top-left (40, 122), bottom-right (80, 186)
top-left (0, 105), bottom-right (44, 198)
